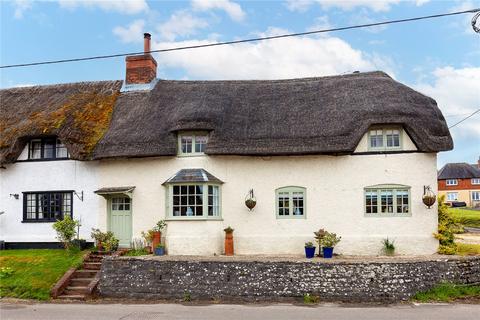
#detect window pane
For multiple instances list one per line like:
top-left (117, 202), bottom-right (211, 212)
top-left (381, 190), bottom-right (394, 213)
top-left (292, 192), bottom-right (304, 216)
top-left (386, 130), bottom-right (400, 147)
top-left (44, 139), bottom-right (55, 159)
top-left (396, 190), bottom-right (409, 213)
top-left (56, 139), bottom-right (69, 158)
top-left (472, 192), bottom-right (480, 201)
top-left (365, 190), bottom-right (378, 214)
top-left (26, 194), bottom-right (36, 219)
top-left (208, 185), bottom-right (219, 216)
top-left (181, 136), bottom-right (193, 153)
top-left (370, 130), bottom-right (383, 148)
top-left (29, 140), bottom-right (42, 159)
top-left (278, 192), bottom-right (290, 216)
top-left (195, 136), bottom-right (208, 153)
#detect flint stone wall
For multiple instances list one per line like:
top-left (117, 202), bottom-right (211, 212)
top-left (99, 256), bottom-right (480, 302)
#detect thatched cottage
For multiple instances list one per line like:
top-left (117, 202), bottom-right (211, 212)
top-left (0, 34), bottom-right (453, 254)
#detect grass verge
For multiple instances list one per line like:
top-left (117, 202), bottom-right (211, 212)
top-left (0, 249), bottom-right (85, 300)
top-left (456, 243), bottom-right (480, 256)
top-left (449, 208), bottom-right (480, 228)
top-left (413, 283), bottom-right (480, 302)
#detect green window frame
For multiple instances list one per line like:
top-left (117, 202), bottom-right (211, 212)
top-left (275, 186), bottom-right (306, 219)
top-left (177, 132), bottom-right (209, 156)
top-left (367, 127), bottom-right (402, 151)
top-left (364, 184), bottom-right (411, 217)
top-left (165, 183), bottom-right (222, 220)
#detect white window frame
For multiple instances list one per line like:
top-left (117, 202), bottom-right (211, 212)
top-left (446, 179), bottom-right (458, 186)
top-left (177, 132), bottom-right (209, 156)
top-left (368, 127), bottom-right (402, 151)
top-left (364, 184), bottom-right (411, 217)
top-left (275, 186), bottom-right (306, 219)
top-left (472, 191), bottom-right (480, 201)
top-left (165, 183), bottom-right (222, 220)
top-left (471, 178), bottom-right (480, 185)
top-left (446, 192), bottom-right (458, 201)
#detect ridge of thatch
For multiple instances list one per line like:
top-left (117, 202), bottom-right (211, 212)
top-left (438, 163), bottom-right (480, 179)
top-left (93, 71), bottom-right (452, 159)
top-left (0, 80), bottom-right (122, 164)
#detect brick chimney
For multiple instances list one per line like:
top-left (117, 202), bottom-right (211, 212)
top-left (125, 33), bottom-right (157, 85)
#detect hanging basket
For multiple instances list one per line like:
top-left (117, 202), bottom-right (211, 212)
top-left (245, 189), bottom-right (256, 211)
top-left (422, 186), bottom-right (436, 209)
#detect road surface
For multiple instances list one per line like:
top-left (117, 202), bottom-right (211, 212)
top-left (1, 302), bottom-right (479, 320)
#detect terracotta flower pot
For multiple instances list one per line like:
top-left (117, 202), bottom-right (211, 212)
top-left (152, 231), bottom-right (161, 250)
top-left (224, 232), bottom-right (234, 256)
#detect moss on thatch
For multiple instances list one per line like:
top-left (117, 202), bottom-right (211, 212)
top-left (0, 81), bottom-right (121, 163)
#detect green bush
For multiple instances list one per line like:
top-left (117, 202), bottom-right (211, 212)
top-left (90, 228), bottom-right (119, 252)
top-left (434, 195), bottom-right (459, 255)
top-left (303, 293), bottom-right (320, 304)
top-left (382, 238), bottom-right (395, 256)
top-left (52, 216), bottom-right (79, 249)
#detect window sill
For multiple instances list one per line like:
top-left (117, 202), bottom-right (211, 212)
top-left (165, 217), bottom-right (223, 221)
top-left (177, 153), bottom-right (207, 158)
top-left (364, 213), bottom-right (411, 218)
top-left (16, 158), bottom-right (71, 163)
top-left (276, 215), bottom-right (306, 219)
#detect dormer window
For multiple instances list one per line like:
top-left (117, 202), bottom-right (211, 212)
top-left (28, 138), bottom-right (69, 160)
top-left (178, 132), bottom-right (208, 156)
top-left (368, 127), bottom-right (402, 151)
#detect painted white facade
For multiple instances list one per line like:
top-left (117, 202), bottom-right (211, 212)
top-left (1, 131), bottom-right (439, 255)
top-left (0, 145), bottom-right (100, 243)
top-left (96, 148), bottom-right (438, 256)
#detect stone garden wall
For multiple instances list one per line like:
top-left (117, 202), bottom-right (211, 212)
top-left (99, 256), bottom-right (480, 302)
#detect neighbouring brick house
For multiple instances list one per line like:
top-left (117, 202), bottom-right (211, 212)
top-left (438, 158), bottom-right (480, 207)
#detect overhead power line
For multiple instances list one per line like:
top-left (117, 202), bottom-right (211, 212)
top-left (448, 109), bottom-right (480, 129)
top-left (1, 8), bottom-right (479, 69)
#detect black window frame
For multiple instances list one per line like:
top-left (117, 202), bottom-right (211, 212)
top-left (27, 137), bottom-right (69, 161)
top-left (22, 191), bottom-right (74, 223)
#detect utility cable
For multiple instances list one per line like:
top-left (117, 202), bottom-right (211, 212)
top-left (1, 8), bottom-right (479, 69)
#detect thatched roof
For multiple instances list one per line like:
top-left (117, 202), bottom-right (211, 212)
top-left (0, 81), bottom-right (122, 164)
top-left (438, 163), bottom-right (480, 179)
top-left (1, 71), bottom-right (452, 164)
top-left (94, 71), bottom-right (452, 159)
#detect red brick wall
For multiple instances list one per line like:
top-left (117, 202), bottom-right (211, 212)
top-left (438, 178), bottom-right (479, 190)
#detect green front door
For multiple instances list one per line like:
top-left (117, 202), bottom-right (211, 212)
top-left (108, 197), bottom-right (132, 248)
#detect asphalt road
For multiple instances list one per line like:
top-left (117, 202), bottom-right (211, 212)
top-left (1, 302), bottom-right (479, 320)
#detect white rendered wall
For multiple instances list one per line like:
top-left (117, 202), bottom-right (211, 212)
top-left (0, 148), bottom-right (100, 243)
top-left (97, 151), bottom-right (439, 256)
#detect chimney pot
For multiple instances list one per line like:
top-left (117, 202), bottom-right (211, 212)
top-left (144, 33), bottom-right (151, 53)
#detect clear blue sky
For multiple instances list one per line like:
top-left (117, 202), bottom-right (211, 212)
top-left (1, 0), bottom-right (479, 168)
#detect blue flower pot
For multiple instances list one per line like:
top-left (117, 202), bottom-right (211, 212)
top-left (305, 246), bottom-right (316, 259)
top-left (154, 247), bottom-right (165, 256)
top-left (323, 247), bottom-right (334, 258)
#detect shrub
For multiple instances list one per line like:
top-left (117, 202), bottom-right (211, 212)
top-left (382, 238), bottom-right (395, 256)
top-left (434, 195), bottom-right (459, 255)
top-left (303, 293), bottom-right (320, 304)
top-left (52, 216), bottom-right (79, 249)
top-left (90, 228), bottom-right (119, 252)
top-left (315, 229), bottom-right (341, 248)
top-left (141, 230), bottom-right (155, 245)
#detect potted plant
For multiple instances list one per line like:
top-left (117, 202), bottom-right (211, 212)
top-left (382, 238), bottom-right (395, 256)
top-left (224, 226), bottom-right (234, 256)
top-left (91, 228), bottom-right (107, 252)
top-left (319, 231), bottom-right (341, 259)
top-left (154, 243), bottom-right (165, 256)
top-left (152, 220), bottom-right (167, 250)
top-left (141, 230), bottom-right (154, 253)
top-left (304, 241), bottom-right (316, 259)
top-left (103, 234), bottom-right (119, 252)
